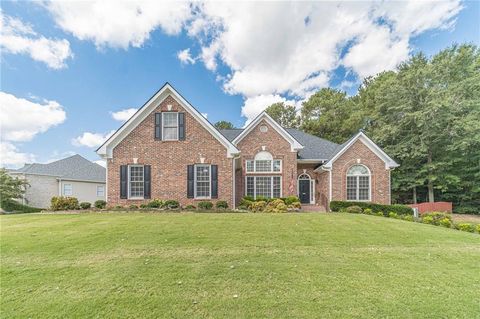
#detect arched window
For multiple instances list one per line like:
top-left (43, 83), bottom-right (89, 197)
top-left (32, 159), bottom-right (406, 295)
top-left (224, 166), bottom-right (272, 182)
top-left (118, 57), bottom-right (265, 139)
top-left (246, 151), bottom-right (281, 173)
top-left (346, 165), bottom-right (370, 201)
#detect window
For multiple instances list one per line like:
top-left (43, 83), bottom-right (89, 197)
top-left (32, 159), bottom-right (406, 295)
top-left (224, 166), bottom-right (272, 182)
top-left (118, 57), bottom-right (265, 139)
top-left (162, 112), bottom-right (178, 140)
top-left (245, 151), bottom-right (282, 173)
top-left (97, 185), bottom-right (105, 197)
top-left (63, 184), bottom-right (72, 196)
top-left (245, 176), bottom-right (282, 199)
top-left (195, 164), bottom-right (211, 198)
top-left (129, 165), bottom-right (144, 198)
top-left (346, 165), bottom-right (370, 201)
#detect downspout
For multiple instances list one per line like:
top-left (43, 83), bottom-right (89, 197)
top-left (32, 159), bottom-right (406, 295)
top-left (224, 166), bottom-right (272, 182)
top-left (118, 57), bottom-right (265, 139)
top-left (232, 156), bottom-right (238, 210)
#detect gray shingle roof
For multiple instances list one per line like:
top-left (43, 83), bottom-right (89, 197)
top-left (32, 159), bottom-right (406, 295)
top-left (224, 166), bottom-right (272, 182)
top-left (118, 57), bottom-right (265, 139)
top-left (219, 128), bottom-right (340, 160)
top-left (11, 155), bottom-right (105, 183)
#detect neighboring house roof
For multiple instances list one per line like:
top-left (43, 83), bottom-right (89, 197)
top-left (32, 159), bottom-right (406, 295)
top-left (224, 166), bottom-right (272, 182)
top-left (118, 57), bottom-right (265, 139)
top-left (320, 131), bottom-right (399, 170)
top-left (220, 128), bottom-right (339, 160)
top-left (10, 155), bottom-right (106, 183)
top-left (232, 112), bottom-right (304, 151)
top-left (96, 82), bottom-right (240, 158)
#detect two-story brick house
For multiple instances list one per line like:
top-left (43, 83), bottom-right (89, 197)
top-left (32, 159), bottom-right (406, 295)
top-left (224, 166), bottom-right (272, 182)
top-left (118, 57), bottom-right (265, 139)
top-left (97, 83), bottom-right (398, 210)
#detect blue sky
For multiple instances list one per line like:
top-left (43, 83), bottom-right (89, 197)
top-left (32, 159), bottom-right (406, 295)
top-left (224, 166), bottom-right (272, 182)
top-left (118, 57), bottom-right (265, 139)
top-left (1, 1), bottom-right (478, 167)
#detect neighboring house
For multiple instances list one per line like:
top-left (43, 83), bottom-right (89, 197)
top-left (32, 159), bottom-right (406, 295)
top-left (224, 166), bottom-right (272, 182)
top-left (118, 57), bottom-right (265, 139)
top-left (97, 83), bottom-right (398, 210)
top-left (8, 155), bottom-right (106, 208)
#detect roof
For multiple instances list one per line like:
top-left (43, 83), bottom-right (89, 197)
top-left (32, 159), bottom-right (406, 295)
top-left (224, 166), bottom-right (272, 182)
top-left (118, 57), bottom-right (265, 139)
top-left (220, 128), bottom-right (340, 160)
top-left (97, 82), bottom-right (239, 158)
top-left (10, 155), bottom-right (106, 183)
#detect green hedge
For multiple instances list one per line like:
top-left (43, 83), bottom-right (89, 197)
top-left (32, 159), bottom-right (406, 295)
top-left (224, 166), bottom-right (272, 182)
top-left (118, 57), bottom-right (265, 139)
top-left (330, 201), bottom-right (413, 216)
top-left (0, 200), bottom-right (42, 213)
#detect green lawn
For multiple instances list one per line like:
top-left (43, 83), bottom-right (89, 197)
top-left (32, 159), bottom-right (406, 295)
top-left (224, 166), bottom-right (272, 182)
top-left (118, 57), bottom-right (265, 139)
top-left (1, 212), bottom-right (479, 318)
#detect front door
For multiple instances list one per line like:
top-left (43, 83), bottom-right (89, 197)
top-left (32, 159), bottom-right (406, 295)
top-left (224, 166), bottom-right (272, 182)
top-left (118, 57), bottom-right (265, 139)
top-left (299, 179), bottom-right (310, 204)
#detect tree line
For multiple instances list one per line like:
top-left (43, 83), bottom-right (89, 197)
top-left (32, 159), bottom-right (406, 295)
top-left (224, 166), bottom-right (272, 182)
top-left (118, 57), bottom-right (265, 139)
top-left (214, 45), bottom-right (479, 212)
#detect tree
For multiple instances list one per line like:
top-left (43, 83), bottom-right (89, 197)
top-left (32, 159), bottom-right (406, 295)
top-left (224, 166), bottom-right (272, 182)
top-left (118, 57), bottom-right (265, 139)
top-left (0, 169), bottom-right (29, 204)
top-left (214, 121), bottom-right (235, 129)
top-left (300, 88), bottom-right (362, 143)
top-left (265, 102), bottom-right (299, 128)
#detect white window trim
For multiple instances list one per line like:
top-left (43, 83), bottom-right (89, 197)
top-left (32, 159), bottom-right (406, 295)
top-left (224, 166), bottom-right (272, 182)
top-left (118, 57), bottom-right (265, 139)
top-left (297, 173), bottom-right (315, 204)
top-left (63, 183), bottom-right (73, 196)
top-left (245, 159), bottom-right (282, 174)
top-left (96, 185), bottom-right (105, 197)
top-left (128, 164), bottom-right (144, 200)
top-left (245, 176), bottom-right (282, 199)
top-left (194, 164), bottom-right (212, 199)
top-left (346, 164), bottom-right (371, 201)
top-left (162, 112), bottom-right (179, 141)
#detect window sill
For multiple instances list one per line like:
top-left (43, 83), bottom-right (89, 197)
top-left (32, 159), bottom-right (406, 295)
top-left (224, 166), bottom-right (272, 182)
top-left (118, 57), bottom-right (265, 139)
top-left (245, 172), bottom-right (282, 174)
top-left (193, 197), bottom-right (212, 200)
top-left (128, 197), bottom-right (144, 200)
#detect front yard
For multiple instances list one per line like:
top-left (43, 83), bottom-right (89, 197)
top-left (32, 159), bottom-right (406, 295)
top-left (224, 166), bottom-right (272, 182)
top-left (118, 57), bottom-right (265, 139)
top-left (1, 212), bottom-right (479, 318)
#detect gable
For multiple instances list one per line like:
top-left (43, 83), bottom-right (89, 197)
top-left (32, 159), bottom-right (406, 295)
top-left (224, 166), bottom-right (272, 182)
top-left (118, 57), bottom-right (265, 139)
top-left (97, 83), bottom-right (239, 158)
top-left (232, 112), bottom-right (303, 151)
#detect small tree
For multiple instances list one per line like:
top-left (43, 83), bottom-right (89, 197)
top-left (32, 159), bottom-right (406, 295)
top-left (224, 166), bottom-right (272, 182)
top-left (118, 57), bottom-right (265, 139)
top-left (214, 121), bottom-right (235, 129)
top-left (265, 102), bottom-right (299, 128)
top-left (0, 169), bottom-right (29, 204)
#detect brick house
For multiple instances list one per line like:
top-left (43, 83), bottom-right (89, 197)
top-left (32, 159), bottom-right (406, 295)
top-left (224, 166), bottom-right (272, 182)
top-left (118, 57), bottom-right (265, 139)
top-left (97, 83), bottom-right (398, 210)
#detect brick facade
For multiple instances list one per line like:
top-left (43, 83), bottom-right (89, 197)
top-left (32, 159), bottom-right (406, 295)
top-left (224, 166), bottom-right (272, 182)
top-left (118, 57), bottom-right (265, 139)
top-left (330, 139), bottom-right (391, 204)
top-left (107, 95), bottom-right (233, 207)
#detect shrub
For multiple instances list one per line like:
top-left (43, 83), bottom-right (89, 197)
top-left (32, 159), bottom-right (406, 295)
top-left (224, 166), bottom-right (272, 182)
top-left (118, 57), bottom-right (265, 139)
top-left (184, 204), bottom-right (196, 210)
top-left (243, 195), bottom-right (254, 202)
top-left (264, 199), bottom-right (288, 213)
top-left (363, 208), bottom-right (373, 215)
top-left (375, 211), bottom-right (384, 217)
top-left (129, 204), bottom-right (138, 210)
top-left (284, 196), bottom-right (300, 205)
top-left (422, 215), bottom-right (434, 224)
top-left (51, 196), bottom-right (79, 211)
top-left (216, 200), bottom-right (228, 209)
top-left (79, 202), bottom-right (91, 210)
top-left (288, 201), bottom-right (302, 211)
top-left (345, 205), bottom-right (362, 214)
top-left (239, 197), bottom-right (253, 210)
top-left (0, 200), bottom-right (42, 213)
top-left (255, 195), bottom-right (269, 202)
top-left (164, 200), bottom-right (180, 209)
top-left (330, 201), bottom-right (413, 215)
top-left (114, 205), bottom-right (122, 209)
top-left (421, 212), bottom-right (452, 226)
top-left (198, 201), bottom-right (213, 210)
top-left (139, 204), bottom-right (148, 209)
top-left (94, 200), bottom-right (107, 209)
top-left (402, 215), bottom-right (414, 222)
top-left (455, 223), bottom-right (475, 233)
top-left (477, 224), bottom-right (480, 233)
top-left (439, 218), bottom-right (452, 228)
top-left (388, 212), bottom-right (399, 219)
top-left (251, 201), bottom-right (266, 212)
top-left (147, 199), bottom-right (163, 208)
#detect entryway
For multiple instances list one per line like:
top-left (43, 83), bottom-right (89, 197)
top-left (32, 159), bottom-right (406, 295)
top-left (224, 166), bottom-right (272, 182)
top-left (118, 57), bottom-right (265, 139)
top-left (298, 173), bottom-right (314, 204)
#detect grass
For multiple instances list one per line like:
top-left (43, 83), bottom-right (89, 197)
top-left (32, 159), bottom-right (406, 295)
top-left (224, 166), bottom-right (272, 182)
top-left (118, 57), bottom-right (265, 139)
top-left (1, 212), bottom-right (479, 318)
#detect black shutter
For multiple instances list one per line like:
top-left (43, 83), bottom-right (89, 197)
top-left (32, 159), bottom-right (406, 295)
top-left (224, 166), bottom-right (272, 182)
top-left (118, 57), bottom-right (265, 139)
top-left (155, 113), bottom-right (162, 140)
top-left (187, 165), bottom-right (194, 198)
top-left (144, 165), bottom-right (151, 199)
top-left (178, 112), bottom-right (185, 141)
top-left (211, 165), bottom-right (218, 199)
top-left (120, 165), bottom-right (128, 199)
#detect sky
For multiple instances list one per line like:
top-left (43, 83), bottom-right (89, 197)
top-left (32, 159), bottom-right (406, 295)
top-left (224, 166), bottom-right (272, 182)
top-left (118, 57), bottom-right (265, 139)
top-left (1, 0), bottom-right (479, 168)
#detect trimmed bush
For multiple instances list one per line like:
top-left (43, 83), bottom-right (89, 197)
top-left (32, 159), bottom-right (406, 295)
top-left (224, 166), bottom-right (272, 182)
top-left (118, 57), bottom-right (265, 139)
top-left (402, 215), bottom-right (414, 222)
top-left (139, 204), bottom-right (148, 209)
top-left (346, 205), bottom-right (362, 214)
top-left (455, 223), bottom-right (475, 233)
top-left (421, 212), bottom-right (452, 226)
top-left (251, 201), bottom-right (266, 212)
top-left (147, 199), bottom-right (163, 208)
top-left (129, 204), bottom-right (138, 210)
top-left (375, 211), bottom-right (384, 217)
top-left (439, 218), bottom-right (452, 228)
top-left (198, 201), bottom-right (213, 210)
top-left (284, 196), bottom-right (300, 205)
top-left (388, 212), bottom-right (399, 219)
top-left (51, 196), bottom-right (79, 211)
top-left (363, 208), bottom-right (373, 215)
top-left (239, 197), bottom-right (253, 210)
top-left (79, 202), bottom-right (91, 210)
top-left (216, 200), bottom-right (228, 209)
top-left (1, 200), bottom-right (42, 213)
top-left (330, 201), bottom-right (413, 216)
top-left (94, 200), bottom-right (107, 209)
top-left (184, 204), bottom-right (196, 210)
top-left (264, 199), bottom-right (288, 213)
top-left (164, 200), bottom-right (180, 209)
top-left (422, 215), bottom-right (434, 224)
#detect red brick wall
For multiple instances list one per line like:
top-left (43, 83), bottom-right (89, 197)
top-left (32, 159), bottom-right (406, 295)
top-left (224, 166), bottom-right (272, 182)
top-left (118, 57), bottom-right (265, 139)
top-left (236, 120), bottom-right (297, 204)
top-left (331, 139), bottom-right (391, 204)
top-left (107, 95), bottom-right (233, 207)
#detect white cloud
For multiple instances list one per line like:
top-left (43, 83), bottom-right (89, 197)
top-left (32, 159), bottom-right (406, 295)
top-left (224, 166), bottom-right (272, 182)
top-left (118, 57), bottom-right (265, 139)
top-left (72, 130), bottom-right (115, 148)
top-left (45, 0), bottom-right (193, 49)
top-left (111, 108), bottom-right (137, 121)
top-left (94, 160), bottom-right (106, 168)
top-left (0, 142), bottom-right (36, 168)
top-left (241, 94), bottom-right (297, 127)
top-left (0, 12), bottom-right (72, 69)
top-left (177, 48), bottom-right (195, 65)
top-left (0, 92), bottom-right (66, 142)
